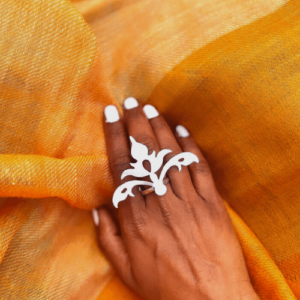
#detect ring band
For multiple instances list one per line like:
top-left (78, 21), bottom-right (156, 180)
top-left (140, 177), bottom-right (170, 196)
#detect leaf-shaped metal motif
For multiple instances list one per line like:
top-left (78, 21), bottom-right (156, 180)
top-left (121, 164), bottom-right (150, 179)
top-left (159, 152), bottom-right (199, 181)
top-left (112, 136), bottom-right (199, 208)
top-left (121, 137), bottom-right (156, 179)
top-left (113, 180), bottom-right (154, 208)
top-left (130, 136), bottom-right (148, 160)
top-left (151, 149), bottom-right (172, 173)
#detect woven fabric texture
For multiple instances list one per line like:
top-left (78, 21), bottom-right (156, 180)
top-left (0, 0), bottom-right (299, 299)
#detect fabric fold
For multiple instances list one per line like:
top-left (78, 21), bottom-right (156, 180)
top-left (0, 154), bottom-right (113, 209)
top-left (0, 0), bottom-right (299, 299)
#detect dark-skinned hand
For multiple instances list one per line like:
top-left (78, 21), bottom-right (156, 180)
top-left (94, 97), bottom-right (260, 300)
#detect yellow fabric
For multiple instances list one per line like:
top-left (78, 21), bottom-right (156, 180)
top-left (0, 0), bottom-right (299, 299)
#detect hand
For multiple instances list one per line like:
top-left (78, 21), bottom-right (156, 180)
top-left (96, 98), bottom-right (259, 300)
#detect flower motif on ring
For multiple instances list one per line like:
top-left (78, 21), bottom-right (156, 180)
top-left (112, 136), bottom-right (199, 208)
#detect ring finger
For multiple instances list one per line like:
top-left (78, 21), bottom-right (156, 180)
top-left (144, 105), bottom-right (195, 200)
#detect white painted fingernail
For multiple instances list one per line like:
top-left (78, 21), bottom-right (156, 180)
top-left (143, 105), bottom-right (159, 119)
top-left (104, 105), bottom-right (119, 123)
top-left (176, 125), bottom-right (190, 138)
top-left (124, 97), bottom-right (138, 110)
top-left (92, 209), bottom-right (99, 226)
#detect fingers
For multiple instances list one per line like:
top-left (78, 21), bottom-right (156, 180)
top-left (144, 105), bottom-right (194, 199)
top-left (122, 98), bottom-right (163, 193)
top-left (123, 98), bottom-right (160, 159)
top-left (96, 207), bottom-right (135, 288)
top-left (103, 105), bottom-right (145, 214)
top-left (175, 125), bottom-right (221, 205)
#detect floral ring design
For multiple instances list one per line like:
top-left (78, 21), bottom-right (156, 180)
top-left (112, 136), bottom-right (199, 208)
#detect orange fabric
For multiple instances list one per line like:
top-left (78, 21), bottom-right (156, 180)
top-left (100, 275), bottom-right (140, 300)
top-left (0, 0), bottom-right (299, 299)
top-left (226, 204), bottom-right (297, 300)
top-left (73, 0), bottom-right (287, 101)
top-left (148, 1), bottom-right (300, 296)
top-left (0, 154), bottom-right (113, 209)
top-left (0, 0), bottom-right (115, 298)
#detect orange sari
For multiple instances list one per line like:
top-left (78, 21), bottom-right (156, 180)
top-left (0, 0), bottom-right (299, 299)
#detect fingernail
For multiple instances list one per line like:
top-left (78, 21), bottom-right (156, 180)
top-left (176, 125), bottom-right (190, 138)
top-left (92, 209), bottom-right (99, 226)
top-left (143, 105), bottom-right (159, 119)
top-left (104, 105), bottom-right (119, 123)
top-left (124, 97), bottom-right (138, 110)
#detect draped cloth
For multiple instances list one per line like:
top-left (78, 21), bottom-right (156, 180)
top-left (0, 0), bottom-right (299, 298)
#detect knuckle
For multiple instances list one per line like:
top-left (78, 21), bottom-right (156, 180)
top-left (212, 197), bottom-right (228, 216)
top-left (124, 223), bottom-right (145, 241)
top-left (109, 125), bottom-right (126, 139)
top-left (132, 216), bottom-right (147, 235)
top-left (123, 223), bottom-right (139, 240)
top-left (182, 201), bottom-right (194, 216)
top-left (151, 117), bottom-right (167, 130)
top-left (190, 159), bottom-right (211, 175)
top-left (111, 154), bottom-right (132, 171)
top-left (205, 195), bottom-right (228, 220)
top-left (210, 204), bottom-right (231, 227)
top-left (123, 209), bottom-right (147, 239)
top-left (159, 201), bottom-right (174, 228)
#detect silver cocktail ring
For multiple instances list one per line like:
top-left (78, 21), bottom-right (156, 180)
top-left (112, 136), bottom-right (199, 208)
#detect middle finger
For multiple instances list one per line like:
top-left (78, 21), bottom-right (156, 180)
top-left (123, 98), bottom-right (174, 203)
top-left (144, 105), bottom-right (195, 200)
top-left (123, 98), bottom-right (160, 157)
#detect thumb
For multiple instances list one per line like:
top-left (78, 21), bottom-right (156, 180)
top-left (95, 207), bottom-right (134, 288)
